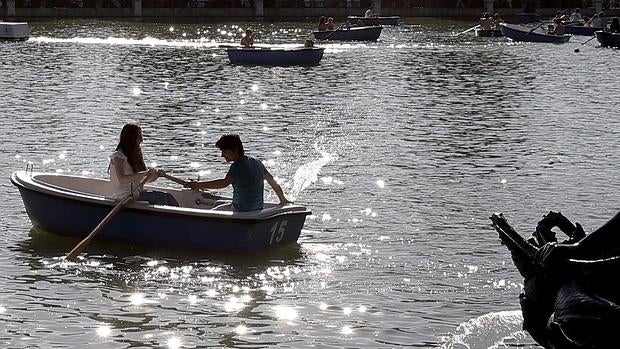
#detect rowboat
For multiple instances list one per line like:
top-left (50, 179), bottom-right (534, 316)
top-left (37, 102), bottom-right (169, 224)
top-left (226, 47), bottom-right (324, 66)
top-left (313, 25), bottom-right (382, 41)
top-left (475, 28), bottom-right (503, 37)
top-left (11, 171), bottom-right (311, 253)
top-left (346, 16), bottom-right (400, 26)
top-left (595, 31), bottom-right (620, 48)
top-left (564, 24), bottom-right (601, 36)
top-left (0, 22), bottom-right (30, 41)
top-left (500, 23), bottom-right (571, 43)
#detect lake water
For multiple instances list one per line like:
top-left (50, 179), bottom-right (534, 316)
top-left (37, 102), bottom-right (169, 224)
top-left (0, 18), bottom-right (618, 348)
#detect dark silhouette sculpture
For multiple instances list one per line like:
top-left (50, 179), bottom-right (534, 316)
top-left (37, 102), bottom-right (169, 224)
top-left (491, 211), bottom-right (620, 348)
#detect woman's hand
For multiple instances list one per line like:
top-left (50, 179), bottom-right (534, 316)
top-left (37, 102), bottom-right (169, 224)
top-left (146, 168), bottom-right (159, 182)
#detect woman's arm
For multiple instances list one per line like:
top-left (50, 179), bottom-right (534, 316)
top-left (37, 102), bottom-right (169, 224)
top-left (111, 157), bottom-right (157, 184)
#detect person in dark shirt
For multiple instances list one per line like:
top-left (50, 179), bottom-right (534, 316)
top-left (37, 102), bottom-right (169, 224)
top-left (186, 134), bottom-right (292, 212)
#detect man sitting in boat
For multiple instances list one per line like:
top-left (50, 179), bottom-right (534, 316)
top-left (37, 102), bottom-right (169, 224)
top-left (479, 13), bottom-right (493, 30)
top-left (585, 12), bottom-right (605, 28)
top-left (364, 6), bottom-right (376, 18)
top-left (185, 134), bottom-right (292, 212)
top-left (610, 17), bottom-right (620, 33)
top-left (569, 8), bottom-right (583, 22)
top-left (109, 123), bottom-right (179, 206)
top-left (240, 29), bottom-right (254, 47)
top-left (491, 13), bottom-right (503, 29)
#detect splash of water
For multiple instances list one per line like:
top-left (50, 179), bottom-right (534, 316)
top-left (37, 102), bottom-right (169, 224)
top-left (439, 310), bottom-right (534, 349)
top-left (288, 151), bottom-right (334, 201)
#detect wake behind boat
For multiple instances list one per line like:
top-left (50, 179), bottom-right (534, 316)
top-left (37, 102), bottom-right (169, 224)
top-left (226, 46), bottom-right (324, 66)
top-left (500, 23), bottom-right (571, 43)
top-left (11, 171), bottom-right (311, 253)
top-left (313, 25), bottom-right (382, 41)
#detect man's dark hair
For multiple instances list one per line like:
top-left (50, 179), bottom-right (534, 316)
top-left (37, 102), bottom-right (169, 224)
top-left (215, 134), bottom-right (244, 156)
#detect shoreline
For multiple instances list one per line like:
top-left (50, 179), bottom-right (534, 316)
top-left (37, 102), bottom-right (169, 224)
top-left (3, 7), bottom-right (619, 20)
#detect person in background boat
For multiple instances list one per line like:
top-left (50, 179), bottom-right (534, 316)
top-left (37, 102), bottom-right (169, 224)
top-left (184, 134), bottom-right (292, 212)
top-left (610, 17), bottom-right (620, 33)
top-left (491, 13), bottom-right (503, 29)
top-left (109, 123), bottom-right (179, 206)
top-left (479, 13), bottom-right (493, 30)
top-left (550, 17), bottom-right (565, 35)
top-left (555, 10), bottom-right (567, 22)
top-left (569, 8), bottom-right (583, 22)
top-left (365, 6), bottom-right (376, 18)
top-left (326, 17), bottom-right (335, 31)
top-left (318, 16), bottom-right (328, 31)
top-left (304, 39), bottom-right (314, 47)
top-left (586, 12), bottom-right (605, 28)
top-left (240, 29), bottom-right (254, 47)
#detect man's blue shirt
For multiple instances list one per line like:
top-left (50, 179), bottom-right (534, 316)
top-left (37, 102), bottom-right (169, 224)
top-left (227, 155), bottom-right (265, 212)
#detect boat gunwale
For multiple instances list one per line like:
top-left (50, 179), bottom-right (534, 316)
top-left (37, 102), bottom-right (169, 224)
top-left (11, 171), bottom-right (311, 223)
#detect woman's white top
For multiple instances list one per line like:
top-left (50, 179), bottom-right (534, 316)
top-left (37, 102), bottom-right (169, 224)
top-left (109, 150), bottom-right (136, 199)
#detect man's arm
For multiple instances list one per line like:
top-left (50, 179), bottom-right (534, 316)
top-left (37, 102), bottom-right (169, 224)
top-left (187, 176), bottom-right (232, 190)
top-left (264, 169), bottom-right (292, 205)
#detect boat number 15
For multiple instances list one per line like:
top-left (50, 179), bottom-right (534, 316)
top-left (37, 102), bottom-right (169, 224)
top-left (269, 220), bottom-right (288, 244)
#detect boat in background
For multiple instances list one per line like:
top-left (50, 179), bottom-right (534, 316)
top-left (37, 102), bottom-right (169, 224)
top-left (595, 30), bottom-right (620, 48)
top-left (12, 171), bottom-right (311, 253)
top-left (564, 24), bottom-right (602, 36)
top-left (0, 22), bottom-right (30, 40)
top-left (475, 28), bottom-right (503, 37)
top-left (346, 16), bottom-right (400, 26)
top-left (226, 46), bottom-right (324, 66)
top-left (313, 25), bottom-right (382, 41)
top-left (500, 23), bottom-right (571, 43)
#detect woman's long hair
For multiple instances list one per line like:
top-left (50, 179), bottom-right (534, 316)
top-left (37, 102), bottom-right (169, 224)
top-left (116, 123), bottom-right (146, 172)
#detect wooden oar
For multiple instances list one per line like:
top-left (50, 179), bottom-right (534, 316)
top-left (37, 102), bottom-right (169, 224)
top-left (162, 173), bottom-right (189, 187)
top-left (66, 175), bottom-right (150, 261)
top-left (454, 24), bottom-right (480, 37)
top-left (527, 22), bottom-right (546, 35)
top-left (581, 34), bottom-right (597, 45)
top-left (323, 23), bottom-right (346, 40)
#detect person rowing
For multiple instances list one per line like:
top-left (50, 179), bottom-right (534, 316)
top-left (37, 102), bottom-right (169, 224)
top-left (184, 134), bottom-right (292, 212)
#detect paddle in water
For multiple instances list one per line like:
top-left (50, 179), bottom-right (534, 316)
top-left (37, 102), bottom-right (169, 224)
top-left (454, 25), bottom-right (480, 37)
top-left (65, 175), bottom-right (150, 261)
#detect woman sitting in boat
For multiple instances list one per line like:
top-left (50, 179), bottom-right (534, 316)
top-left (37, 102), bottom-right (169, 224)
top-left (550, 17), bottom-right (566, 35)
top-left (364, 6), bottom-right (376, 18)
top-left (240, 29), bottom-right (254, 47)
top-left (326, 17), bottom-right (335, 31)
top-left (185, 134), bottom-right (292, 212)
top-left (585, 13), bottom-right (605, 28)
top-left (610, 17), bottom-right (620, 33)
top-left (318, 16), bottom-right (328, 31)
top-left (479, 13), bottom-right (493, 30)
top-left (109, 123), bottom-right (179, 206)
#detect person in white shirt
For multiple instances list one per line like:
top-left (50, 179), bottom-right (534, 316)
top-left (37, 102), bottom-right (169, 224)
top-left (569, 8), bottom-right (583, 22)
top-left (109, 123), bottom-right (178, 206)
top-left (364, 6), bottom-right (376, 18)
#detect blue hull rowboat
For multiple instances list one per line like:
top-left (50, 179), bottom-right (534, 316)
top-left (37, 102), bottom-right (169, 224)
top-left (11, 171), bottom-right (311, 253)
top-left (500, 23), bottom-right (571, 43)
top-left (226, 47), bottom-right (324, 66)
top-left (596, 31), bottom-right (620, 48)
top-left (564, 25), bottom-right (601, 36)
top-left (346, 16), bottom-right (400, 26)
top-left (313, 26), bottom-right (382, 41)
top-left (475, 28), bottom-right (503, 37)
top-left (0, 22), bottom-right (30, 41)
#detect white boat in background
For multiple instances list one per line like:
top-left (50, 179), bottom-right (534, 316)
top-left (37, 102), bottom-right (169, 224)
top-left (0, 22), bottom-right (30, 41)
